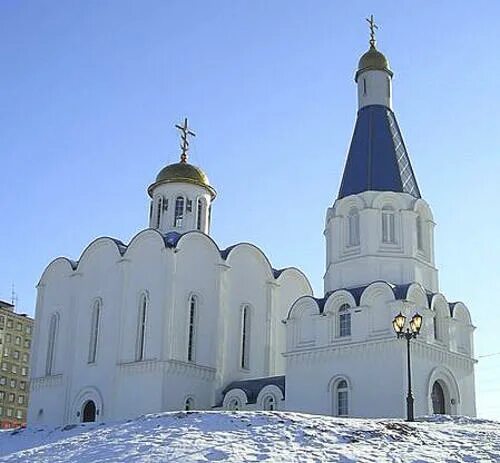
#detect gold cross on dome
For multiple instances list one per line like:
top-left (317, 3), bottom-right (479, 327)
top-left (366, 14), bottom-right (378, 48)
top-left (175, 117), bottom-right (196, 163)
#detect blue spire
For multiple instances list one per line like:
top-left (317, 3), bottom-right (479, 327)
top-left (337, 105), bottom-right (421, 199)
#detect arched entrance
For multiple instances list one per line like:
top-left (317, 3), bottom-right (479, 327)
top-left (431, 381), bottom-right (446, 414)
top-left (82, 400), bottom-right (96, 422)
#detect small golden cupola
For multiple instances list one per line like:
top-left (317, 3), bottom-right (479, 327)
top-left (354, 15), bottom-right (394, 110)
top-left (148, 118), bottom-right (216, 235)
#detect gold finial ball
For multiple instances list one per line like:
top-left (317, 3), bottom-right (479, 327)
top-left (355, 45), bottom-right (392, 82)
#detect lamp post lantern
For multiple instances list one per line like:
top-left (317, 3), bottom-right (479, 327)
top-left (392, 311), bottom-right (423, 422)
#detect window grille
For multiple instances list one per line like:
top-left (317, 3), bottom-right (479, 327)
top-left (174, 197), bottom-right (184, 227)
top-left (240, 306), bottom-right (251, 370)
top-left (88, 300), bottom-right (101, 364)
top-left (187, 296), bottom-right (197, 362)
top-left (382, 207), bottom-right (396, 243)
top-left (347, 208), bottom-right (360, 246)
top-left (338, 304), bottom-right (351, 337)
top-left (45, 313), bottom-right (59, 376)
top-left (336, 379), bottom-right (349, 416)
top-left (136, 294), bottom-right (148, 361)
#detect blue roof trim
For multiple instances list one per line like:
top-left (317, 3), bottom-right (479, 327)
top-left (318, 281), bottom-right (435, 312)
top-left (220, 375), bottom-right (285, 405)
top-left (163, 232), bottom-right (182, 248)
top-left (338, 105), bottom-right (421, 199)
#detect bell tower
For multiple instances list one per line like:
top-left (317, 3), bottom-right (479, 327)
top-left (324, 17), bottom-right (438, 294)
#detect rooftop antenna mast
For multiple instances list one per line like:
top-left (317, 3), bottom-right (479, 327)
top-left (11, 283), bottom-right (18, 307)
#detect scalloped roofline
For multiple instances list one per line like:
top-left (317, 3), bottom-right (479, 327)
top-left (38, 229), bottom-right (312, 292)
top-left (286, 280), bottom-right (465, 319)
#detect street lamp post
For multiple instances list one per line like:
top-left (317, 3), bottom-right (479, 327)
top-left (392, 311), bottom-right (423, 422)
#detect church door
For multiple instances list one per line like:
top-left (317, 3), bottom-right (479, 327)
top-left (82, 400), bottom-right (96, 422)
top-left (431, 381), bottom-right (446, 414)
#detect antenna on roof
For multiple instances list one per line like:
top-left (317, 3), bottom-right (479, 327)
top-left (11, 283), bottom-right (18, 307)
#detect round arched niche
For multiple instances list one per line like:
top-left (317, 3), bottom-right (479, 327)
top-left (222, 388), bottom-right (248, 411)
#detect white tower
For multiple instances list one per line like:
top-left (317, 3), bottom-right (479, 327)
top-left (147, 118), bottom-right (216, 235)
top-left (324, 22), bottom-right (438, 294)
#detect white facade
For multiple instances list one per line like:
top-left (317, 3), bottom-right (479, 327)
top-left (28, 35), bottom-right (476, 425)
top-left (29, 230), bottom-right (311, 425)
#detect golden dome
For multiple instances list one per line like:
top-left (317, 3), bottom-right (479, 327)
top-left (148, 162), bottom-right (216, 198)
top-left (355, 45), bottom-right (393, 81)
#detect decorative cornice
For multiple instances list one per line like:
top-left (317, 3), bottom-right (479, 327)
top-left (165, 359), bottom-right (216, 381)
top-left (284, 337), bottom-right (475, 369)
top-left (117, 358), bottom-right (216, 381)
top-left (30, 374), bottom-right (63, 391)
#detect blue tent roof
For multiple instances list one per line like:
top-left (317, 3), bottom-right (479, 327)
top-left (338, 105), bottom-right (421, 199)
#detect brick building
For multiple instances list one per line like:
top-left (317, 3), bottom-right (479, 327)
top-left (0, 300), bottom-right (33, 428)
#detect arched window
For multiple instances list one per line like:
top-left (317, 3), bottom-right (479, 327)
top-left (184, 397), bottom-right (195, 411)
top-left (363, 78), bottom-right (367, 96)
top-left (174, 196), bottom-right (184, 227)
top-left (156, 196), bottom-right (163, 228)
top-left (416, 215), bottom-right (424, 251)
top-left (196, 198), bottom-right (204, 231)
top-left (227, 398), bottom-right (241, 411)
top-left (88, 300), bottom-right (101, 364)
top-left (382, 206), bottom-right (396, 243)
top-left (187, 295), bottom-right (197, 362)
top-left (136, 293), bottom-right (148, 361)
top-left (240, 305), bottom-right (251, 370)
top-left (45, 313), bottom-right (59, 376)
top-left (262, 395), bottom-right (276, 411)
top-left (338, 304), bottom-right (351, 338)
top-left (347, 208), bottom-right (360, 247)
top-left (336, 379), bottom-right (349, 416)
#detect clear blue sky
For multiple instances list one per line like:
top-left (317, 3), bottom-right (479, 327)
top-left (1, 1), bottom-right (499, 419)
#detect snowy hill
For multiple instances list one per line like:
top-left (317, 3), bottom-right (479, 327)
top-left (1, 411), bottom-right (499, 462)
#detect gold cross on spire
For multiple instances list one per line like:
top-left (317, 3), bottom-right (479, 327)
top-left (366, 14), bottom-right (378, 48)
top-left (175, 117), bottom-right (196, 163)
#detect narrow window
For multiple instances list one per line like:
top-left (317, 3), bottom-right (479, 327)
top-left (363, 78), bottom-right (367, 96)
top-left (184, 397), bottom-right (194, 411)
top-left (149, 202), bottom-right (153, 222)
top-left (416, 215), bottom-right (424, 251)
top-left (208, 204), bottom-right (212, 233)
top-left (45, 313), bottom-right (59, 376)
top-left (336, 380), bottom-right (349, 416)
top-left (156, 197), bottom-right (163, 228)
top-left (136, 294), bottom-right (148, 361)
top-left (240, 305), bottom-right (250, 370)
top-left (387, 77), bottom-right (391, 98)
top-left (88, 300), bottom-right (101, 364)
top-left (187, 295), bottom-right (197, 362)
top-left (433, 315), bottom-right (439, 341)
top-left (196, 199), bottom-right (203, 231)
top-left (174, 196), bottom-right (184, 227)
top-left (338, 304), bottom-right (351, 337)
top-left (347, 208), bottom-right (360, 246)
top-left (382, 207), bottom-right (396, 243)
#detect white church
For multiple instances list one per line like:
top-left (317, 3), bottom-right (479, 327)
top-left (28, 25), bottom-right (476, 425)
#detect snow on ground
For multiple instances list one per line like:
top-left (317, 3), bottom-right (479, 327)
top-left (1, 411), bottom-right (499, 463)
